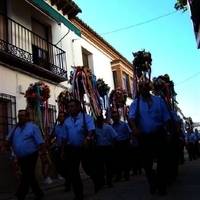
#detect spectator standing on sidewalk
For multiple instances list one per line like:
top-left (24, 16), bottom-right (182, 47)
top-left (39, 148), bottom-right (53, 185)
top-left (111, 111), bottom-right (132, 182)
top-left (128, 81), bottom-right (172, 196)
top-left (47, 111), bottom-right (71, 192)
top-left (0, 109), bottom-right (46, 200)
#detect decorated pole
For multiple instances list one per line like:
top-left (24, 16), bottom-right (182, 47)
top-left (132, 50), bottom-right (152, 99)
top-left (109, 87), bottom-right (128, 121)
top-left (69, 66), bottom-right (102, 119)
top-left (56, 88), bottom-right (73, 112)
top-left (24, 81), bottom-right (50, 137)
top-left (96, 78), bottom-right (111, 119)
top-left (151, 74), bottom-right (177, 110)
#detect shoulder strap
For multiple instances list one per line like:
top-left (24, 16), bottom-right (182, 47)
top-left (8, 124), bottom-right (19, 144)
top-left (135, 97), bottom-right (140, 127)
top-left (82, 112), bottom-right (87, 137)
top-left (51, 118), bottom-right (58, 137)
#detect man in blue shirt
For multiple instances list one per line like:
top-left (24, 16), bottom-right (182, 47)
top-left (185, 127), bottom-right (197, 161)
top-left (94, 114), bottom-right (118, 188)
top-left (167, 109), bottom-right (182, 185)
top-left (60, 99), bottom-right (101, 200)
top-left (47, 111), bottom-right (71, 192)
top-left (111, 111), bottom-right (132, 182)
top-left (194, 128), bottom-right (200, 158)
top-left (128, 81), bottom-right (172, 196)
top-left (0, 109), bottom-right (46, 200)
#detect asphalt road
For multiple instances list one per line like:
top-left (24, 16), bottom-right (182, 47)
top-left (3, 152), bottom-right (200, 200)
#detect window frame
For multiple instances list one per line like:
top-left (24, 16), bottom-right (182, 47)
top-left (0, 93), bottom-right (16, 144)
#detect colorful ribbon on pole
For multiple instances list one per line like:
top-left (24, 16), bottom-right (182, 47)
top-left (24, 81), bottom-right (50, 136)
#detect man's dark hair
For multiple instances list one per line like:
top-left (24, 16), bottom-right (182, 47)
top-left (18, 109), bottom-right (30, 117)
top-left (67, 99), bottom-right (81, 108)
top-left (96, 114), bottom-right (104, 121)
top-left (59, 111), bottom-right (68, 118)
top-left (111, 111), bottom-right (119, 116)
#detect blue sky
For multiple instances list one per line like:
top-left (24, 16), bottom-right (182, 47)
top-left (74, 0), bottom-right (200, 122)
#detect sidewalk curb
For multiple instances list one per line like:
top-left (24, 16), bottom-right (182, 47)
top-left (0, 173), bottom-right (90, 200)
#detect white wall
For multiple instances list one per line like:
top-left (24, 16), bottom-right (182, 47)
top-left (77, 37), bottom-right (115, 91)
top-left (0, 65), bottom-right (66, 114)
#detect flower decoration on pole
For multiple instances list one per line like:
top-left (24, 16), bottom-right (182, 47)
top-left (96, 78), bottom-right (111, 119)
top-left (96, 78), bottom-right (110, 97)
top-left (109, 87), bottom-right (128, 121)
top-left (151, 74), bottom-right (177, 110)
top-left (24, 81), bottom-right (50, 107)
top-left (24, 81), bottom-right (50, 134)
top-left (176, 106), bottom-right (193, 130)
top-left (132, 49), bottom-right (152, 99)
top-left (109, 87), bottom-right (128, 110)
top-left (56, 89), bottom-right (73, 112)
top-left (132, 50), bottom-right (152, 81)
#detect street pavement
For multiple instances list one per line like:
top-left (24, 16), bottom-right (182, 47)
top-left (1, 152), bottom-right (200, 200)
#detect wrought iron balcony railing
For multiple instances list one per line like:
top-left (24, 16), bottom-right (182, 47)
top-left (0, 13), bottom-right (67, 82)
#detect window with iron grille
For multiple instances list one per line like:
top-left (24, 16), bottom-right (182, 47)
top-left (0, 93), bottom-right (16, 144)
top-left (41, 104), bottom-right (57, 133)
top-left (28, 104), bottom-right (57, 138)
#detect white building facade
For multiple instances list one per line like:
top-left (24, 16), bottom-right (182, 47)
top-left (0, 0), bottom-right (134, 188)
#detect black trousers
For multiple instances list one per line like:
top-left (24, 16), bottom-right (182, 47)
top-left (194, 141), bottom-right (200, 158)
top-left (167, 136), bottom-right (180, 183)
top-left (188, 143), bottom-right (196, 160)
top-left (138, 129), bottom-right (169, 192)
top-left (179, 139), bottom-right (185, 163)
top-left (114, 140), bottom-right (130, 179)
top-left (130, 145), bottom-right (142, 174)
top-left (95, 146), bottom-right (114, 186)
top-left (15, 151), bottom-right (43, 200)
top-left (54, 148), bottom-right (71, 189)
top-left (65, 145), bottom-right (100, 199)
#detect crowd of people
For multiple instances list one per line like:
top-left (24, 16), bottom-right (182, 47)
top-left (0, 80), bottom-right (199, 200)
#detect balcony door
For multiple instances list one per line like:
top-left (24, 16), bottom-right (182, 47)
top-left (31, 18), bottom-right (49, 70)
top-left (0, 0), bottom-right (7, 41)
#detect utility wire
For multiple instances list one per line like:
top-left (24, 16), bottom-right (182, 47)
top-left (175, 71), bottom-right (200, 85)
top-left (100, 11), bottom-right (178, 36)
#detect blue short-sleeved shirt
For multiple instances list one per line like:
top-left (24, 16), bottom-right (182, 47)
top-left (111, 121), bottom-right (132, 141)
top-left (95, 123), bottom-right (118, 146)
top-left (129, 95), bottom-right (171, 133)
top-left (132, 136), bottom-right (139, 147)
top-left (169, 110), bottom-right (181, 132)
top-left (186, 133), bottom-right (197, 143)
top-left (6, 122), bottom-right (44, 158)
top-left (60, 112), bottom-right (95, 147)
top-left (49, 124), bottom-right (63, 148)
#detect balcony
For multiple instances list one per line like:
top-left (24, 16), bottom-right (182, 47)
top-left (0, 13), bottom-right (68, 82)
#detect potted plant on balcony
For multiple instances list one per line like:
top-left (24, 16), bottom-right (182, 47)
top-left (174, 0), bottom-right (188, 12)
